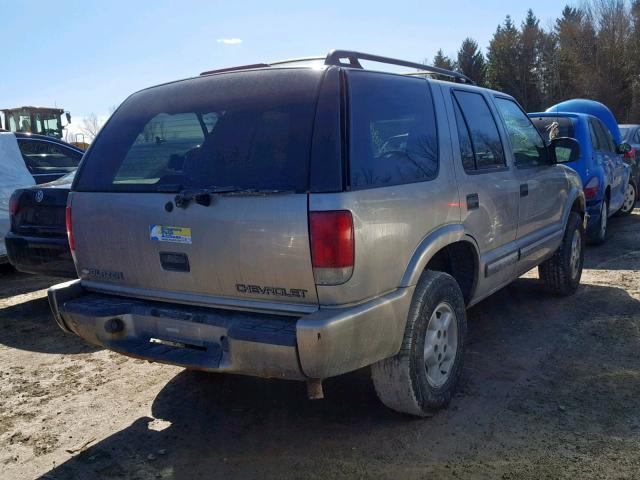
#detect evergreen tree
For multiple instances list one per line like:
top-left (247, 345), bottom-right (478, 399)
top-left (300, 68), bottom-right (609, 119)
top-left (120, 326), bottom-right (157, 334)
top-left (519, 10), bottom-right (544, 111)
top-left (456, 38), bottom-right (486, 86)
top-left (428, 2), bottom-right (640, 121)
top-left (432, 49), bottom-right (456, 70)
top-left (486, 16), bottom-right (521, 99)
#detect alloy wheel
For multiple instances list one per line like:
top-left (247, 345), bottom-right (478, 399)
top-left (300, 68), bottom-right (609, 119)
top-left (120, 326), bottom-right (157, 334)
top-left (423, 302), bottom-right (458, 388)
top-left (622, 183), bottom-right (636, 213)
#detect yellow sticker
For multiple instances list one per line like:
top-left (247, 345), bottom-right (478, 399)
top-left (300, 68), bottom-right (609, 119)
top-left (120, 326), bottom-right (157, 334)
top-left (149, 225), bottom-right (192, 244)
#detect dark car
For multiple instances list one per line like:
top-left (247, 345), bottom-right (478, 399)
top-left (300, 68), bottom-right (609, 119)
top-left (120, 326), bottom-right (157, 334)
top-left (6, 171), bottom-right (76, 277)
top-left (13, 133), bottom-right (84, 184)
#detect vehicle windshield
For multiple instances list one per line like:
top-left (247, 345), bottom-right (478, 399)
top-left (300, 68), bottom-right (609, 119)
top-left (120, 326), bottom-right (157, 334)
top-left (530, 116), bottom-right (576, 142)
top-left (75, 69), bottom-right (323, 193)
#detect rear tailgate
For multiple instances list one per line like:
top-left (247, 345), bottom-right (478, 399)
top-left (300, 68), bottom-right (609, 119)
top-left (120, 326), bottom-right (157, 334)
top-left (70, 191), bottom-right (317, 310)
top-left (70, 68), bottom-right (327, 312)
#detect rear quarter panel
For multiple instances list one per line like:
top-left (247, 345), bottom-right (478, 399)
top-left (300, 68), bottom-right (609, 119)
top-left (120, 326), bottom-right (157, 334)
top-left (309, 83), bottom-right (460, 306)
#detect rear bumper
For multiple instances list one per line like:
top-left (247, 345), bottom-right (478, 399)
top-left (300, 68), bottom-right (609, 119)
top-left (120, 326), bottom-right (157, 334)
top-left (48, 281), bottom-right (414, 380)
top-left (6, 233), bottom-right (76, 278)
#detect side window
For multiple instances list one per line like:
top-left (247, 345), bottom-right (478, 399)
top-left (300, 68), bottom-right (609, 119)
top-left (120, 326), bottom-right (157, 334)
top-left (494, 97), bottom-right (547, 168)
top-left (452, 90), bottom-right (505, 171)
top-left (348, 72), bottom-right (438, 189)
top-left (18, 140), bottom-right (82, 172)
top-left (597, 120), bottom-right (616, 152)
top-left (591, 119), bottom-right (614, 153)
top-left (589, 120), bottom-right (601, 151)
top-left (452, 100), bottom-right (475, 171)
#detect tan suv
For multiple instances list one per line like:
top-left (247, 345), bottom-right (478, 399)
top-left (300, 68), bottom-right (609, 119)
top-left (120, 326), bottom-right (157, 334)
top-left (49, 50), bottom-right (585, 416)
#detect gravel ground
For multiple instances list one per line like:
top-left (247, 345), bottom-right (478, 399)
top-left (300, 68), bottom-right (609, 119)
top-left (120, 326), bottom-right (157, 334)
top-left (0, 211), bottom-right (639, 480)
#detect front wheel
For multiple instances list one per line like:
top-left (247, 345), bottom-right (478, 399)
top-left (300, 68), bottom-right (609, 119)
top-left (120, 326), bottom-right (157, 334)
top-left (539, 211), bottom-right (584, 296)
top-left (370, 271), bottom-right (467, 417)
top-left (617, 181), bottom-right (637, 216)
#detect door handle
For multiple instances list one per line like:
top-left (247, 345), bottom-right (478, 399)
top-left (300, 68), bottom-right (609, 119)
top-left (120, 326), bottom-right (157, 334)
top-left (466, 193), bottom-right (479, 210)
top-left (520, 183), bottom-right (529, 197)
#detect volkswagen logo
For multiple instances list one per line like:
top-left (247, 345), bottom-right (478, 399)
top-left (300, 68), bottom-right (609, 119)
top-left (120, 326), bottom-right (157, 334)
top-left (34, 190), bottom-right (44, 203)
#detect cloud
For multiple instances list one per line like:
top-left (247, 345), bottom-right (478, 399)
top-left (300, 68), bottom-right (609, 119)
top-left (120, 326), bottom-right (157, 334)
top-left (217, 38), bottom-right (242, 45)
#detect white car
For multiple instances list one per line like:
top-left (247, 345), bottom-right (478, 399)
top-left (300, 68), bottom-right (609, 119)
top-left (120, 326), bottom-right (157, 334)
top-left (0, 132), bottom-right (35, 262)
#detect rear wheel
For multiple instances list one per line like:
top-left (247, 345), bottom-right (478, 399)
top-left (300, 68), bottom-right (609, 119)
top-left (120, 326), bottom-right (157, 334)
top-left (588, 198), bottom-right (608, 245)
top-left (370, 271), bottom-right (466, 417)
top-left (617, 181), bottom-right (637, 216)
top-left (539, 211), bottom-right (584, 296)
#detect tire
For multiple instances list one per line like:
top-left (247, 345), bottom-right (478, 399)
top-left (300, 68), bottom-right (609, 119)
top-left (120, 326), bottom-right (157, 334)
top-left (587, 198), bottom-right (608, 245)
top-left (539, 211), bottom-right (584, 296)
top-left (370, 271), bottom-right (467, 417)
top-left (616, 181), bottom-right (637, 216)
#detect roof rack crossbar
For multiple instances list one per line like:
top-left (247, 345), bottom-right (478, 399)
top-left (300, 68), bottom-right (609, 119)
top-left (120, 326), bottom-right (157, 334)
top-left (324, 50), bottom-right (475, 84)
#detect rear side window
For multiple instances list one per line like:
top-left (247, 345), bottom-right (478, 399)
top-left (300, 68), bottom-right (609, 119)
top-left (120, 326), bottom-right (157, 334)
top-left (347, 72), bottom-right (438, 189)
top-left (597, 120), bottom-right (616, 152)
top-left (591, 119), bottom-right (615, 153)
top-left (588, 120), bottom-right (601, 150)
top-left (452, 101), bottom-right (475, 171)
top-left (75, 69), bottom-right (323, 192)
top-left (452, 90), bottom-right (505, 171)
top-left (18, 139), bottom-right (82, 172)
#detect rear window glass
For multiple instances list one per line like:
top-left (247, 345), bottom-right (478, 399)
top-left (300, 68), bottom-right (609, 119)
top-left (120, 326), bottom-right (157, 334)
top-left (530, 116), bottom-right (576, 142)
top-left (347, 72), bottom-right (438, 189)
top-left (75, 69), bottom-right (323, 192)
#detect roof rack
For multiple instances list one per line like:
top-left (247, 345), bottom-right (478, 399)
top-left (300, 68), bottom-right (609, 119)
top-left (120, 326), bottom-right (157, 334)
top-left (200, 49), bottom-right (475, 84)
top-left (324, 50), bottom-right (475, 84)
top-left (200, 57), bottom-right (326, 75)
top-left (200, 63), bottom-right (270, 76)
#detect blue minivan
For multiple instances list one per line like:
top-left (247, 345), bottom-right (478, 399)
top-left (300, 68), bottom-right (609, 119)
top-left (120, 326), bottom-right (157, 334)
top-left (530, 112), bottom-right (631, 244)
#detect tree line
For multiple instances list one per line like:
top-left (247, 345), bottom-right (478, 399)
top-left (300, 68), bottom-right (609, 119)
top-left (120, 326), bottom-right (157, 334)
top-left (429, 0), bottom-right (640, 122)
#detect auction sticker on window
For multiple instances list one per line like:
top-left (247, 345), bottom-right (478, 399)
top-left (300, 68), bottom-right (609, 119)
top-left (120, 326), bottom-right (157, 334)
top-left (149, 225), bottom-right (192, 244)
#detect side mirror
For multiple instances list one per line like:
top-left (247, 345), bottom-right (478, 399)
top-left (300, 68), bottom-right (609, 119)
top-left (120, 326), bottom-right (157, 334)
top-left (65, 112), bottom-right (71, 124)
top-left (551, 137), bottom-right (580, 163)
top-left (616, 142), bottom-right (632, 154)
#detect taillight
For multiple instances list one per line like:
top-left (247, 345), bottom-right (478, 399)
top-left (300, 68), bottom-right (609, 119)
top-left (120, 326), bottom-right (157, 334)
top-left (624, 148), bottom-right (636, 159)
top-left (65, 205), bottom-right (75, 251)
top-left (8, 191), bottom-right (20, 217)
top-left (309, 210), bottom-right (354, 285)
top-left (583, 177), bottom-right (600, 200)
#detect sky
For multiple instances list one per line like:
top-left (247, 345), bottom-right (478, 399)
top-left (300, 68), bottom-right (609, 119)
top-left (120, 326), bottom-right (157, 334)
top-left (1, 0), bottom-right (569, 134)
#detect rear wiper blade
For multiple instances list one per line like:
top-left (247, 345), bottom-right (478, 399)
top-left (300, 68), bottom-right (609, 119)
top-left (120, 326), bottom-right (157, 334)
top-left (174, 186), bottom-right (294, 208)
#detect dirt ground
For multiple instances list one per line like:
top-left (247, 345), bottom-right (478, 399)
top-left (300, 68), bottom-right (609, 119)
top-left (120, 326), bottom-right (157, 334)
top-left (0, 212), bottom-right (639, 480)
